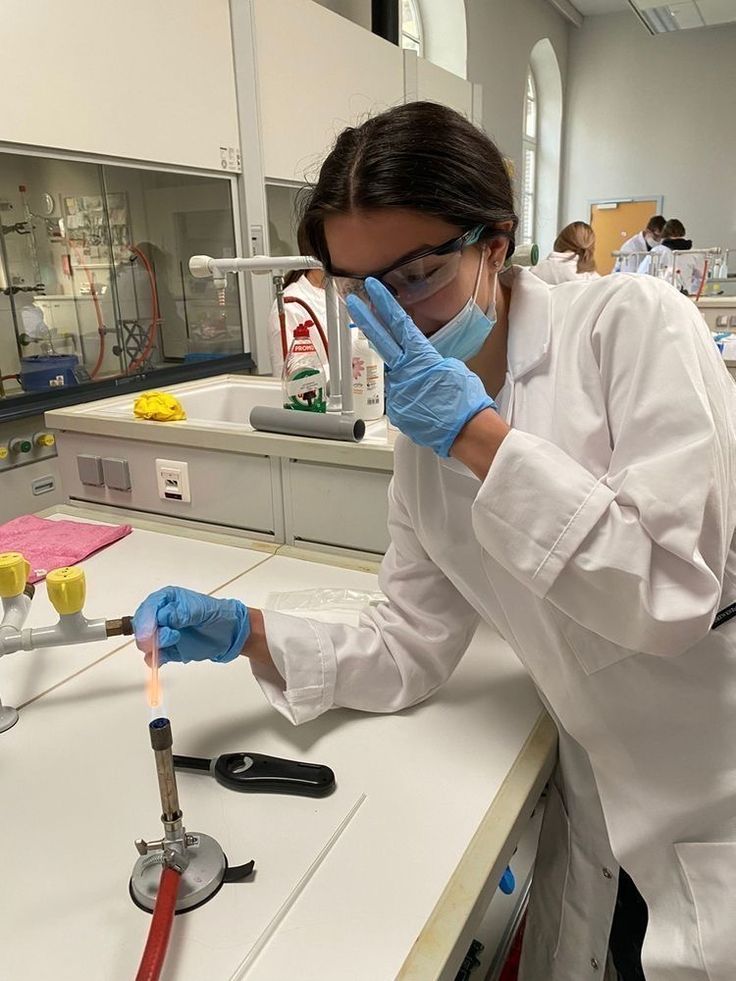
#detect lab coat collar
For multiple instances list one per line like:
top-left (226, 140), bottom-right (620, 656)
top-left (501, 265), bottom-right (552, 381)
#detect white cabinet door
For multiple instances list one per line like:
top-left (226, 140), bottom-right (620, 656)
top-left (283, 457), bottom-right (391, 555)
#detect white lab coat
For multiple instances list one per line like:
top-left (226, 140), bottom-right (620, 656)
top-left (615, 230), bottom-right (650, 273)
top-left (252, 268), bottom-right (736, 981)
top-left (266, 274), bottom-right (327, 377)
top-left (639, 244), bottom-right (706, 295)
top-left (531, 250), bottom-right (601, 285)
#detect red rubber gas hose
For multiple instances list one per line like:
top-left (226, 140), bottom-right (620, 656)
top-left (135, 865), bottom-right (181, 981)
top-left (127, 246), bottom-right (161, 374)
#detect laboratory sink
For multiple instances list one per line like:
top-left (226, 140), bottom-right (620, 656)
top-left (46, 374), bottom-right (395, 556)
top-left (64, 375), bottom-right (390, 442)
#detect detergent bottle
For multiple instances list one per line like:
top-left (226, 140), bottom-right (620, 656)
top-left (352, 328), bottom-right (384, 421)
top-left (282, 320), bottom-right (327, 413)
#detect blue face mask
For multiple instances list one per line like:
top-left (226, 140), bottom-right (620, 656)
top-left (428, 251), bottom-right (497, 362)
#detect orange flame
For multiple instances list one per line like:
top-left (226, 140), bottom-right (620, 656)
top-left (146, 634), bottom-right (162, 709)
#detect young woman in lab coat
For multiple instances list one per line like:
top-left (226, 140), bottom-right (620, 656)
top-left (134, 103), bottom-right (736, 981)
top-left (531, 221), bottom-right (601, 285)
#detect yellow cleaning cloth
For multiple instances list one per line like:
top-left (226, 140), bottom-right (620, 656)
top-left (133, 391), bottom-right (187, 422)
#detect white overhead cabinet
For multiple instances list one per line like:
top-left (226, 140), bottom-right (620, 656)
top-left (0, 0), bottom-right (240, 173)
top-left (252, 0), bottom-right (405, 182)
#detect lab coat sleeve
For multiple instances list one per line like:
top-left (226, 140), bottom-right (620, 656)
top-left (471, 277), bottom-right (735, 657)
top-left (250, 480), bottom-right (480, 724)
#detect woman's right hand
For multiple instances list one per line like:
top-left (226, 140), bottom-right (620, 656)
top-left (133, 587), bottom-right (251, 665)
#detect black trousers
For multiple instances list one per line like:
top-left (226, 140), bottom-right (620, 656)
top-left (608, 868), bottom-right (649, 981)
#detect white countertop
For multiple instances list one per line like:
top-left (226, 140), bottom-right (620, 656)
top-left (45, 375), bottom-right (396, 472)
top-left (1, 507), bottom-right (555, 981)
top-left (0, 511), bottom-right (274, 709)
top-left (697, 295), bottom-right (736, 308)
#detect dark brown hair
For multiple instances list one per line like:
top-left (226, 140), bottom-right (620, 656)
top-left (299, 102), bottom-right (518, 269)
top-left (646, 215), bottom-right (666, 234)
top-left (662, 218), bottom-right (686, 239)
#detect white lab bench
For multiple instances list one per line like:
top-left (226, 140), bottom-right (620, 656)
top-left (1, 506), bottom-right (555, 981)
top-left (697, 294), bottom-right (736, 331)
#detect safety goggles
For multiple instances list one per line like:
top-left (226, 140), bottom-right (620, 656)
top-left (331, 225), bottom-right (487, 306)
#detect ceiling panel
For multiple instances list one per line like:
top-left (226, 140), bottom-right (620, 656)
top-left (697, 0), bottom-right (736, 25)
top-left (570, 0), bottom-right (736, 24)
top-left (570, 0), bottom-right (628, 12)
top-left (632, 0), bottom-right (736, 30)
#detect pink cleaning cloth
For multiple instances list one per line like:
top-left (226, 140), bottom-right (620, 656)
top-left (0, 514), bottom-right (133, 583)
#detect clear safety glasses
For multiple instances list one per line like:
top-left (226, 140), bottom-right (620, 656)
top-left (331, 225), bottom-right (486, 306)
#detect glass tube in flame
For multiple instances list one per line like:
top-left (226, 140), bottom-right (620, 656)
top-left (147, 630), bottom-right (162, 709)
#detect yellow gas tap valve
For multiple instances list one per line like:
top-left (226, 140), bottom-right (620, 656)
top-left (46, 566), bottom-right (86, 616)
top-left (0, 552), bottom-right (31, 599)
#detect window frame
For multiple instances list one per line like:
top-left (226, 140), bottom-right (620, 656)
top-left (520, 69), bottom-right (538, 247)
top-left (400, 0), bottom-right (424, 56)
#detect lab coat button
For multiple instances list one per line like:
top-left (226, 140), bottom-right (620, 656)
top-left (591, 957), bottom-right (600, 970)
top-left (602, 867), bottom-right (613, 879)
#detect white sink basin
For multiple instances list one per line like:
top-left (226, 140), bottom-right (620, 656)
top-left (70, 375), bottom-right (390, 443)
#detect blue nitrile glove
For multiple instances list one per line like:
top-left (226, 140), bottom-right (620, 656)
top-left (345, 277), bottom-right (496, 458)
top-left (133, 587), bottom-right (250, 665)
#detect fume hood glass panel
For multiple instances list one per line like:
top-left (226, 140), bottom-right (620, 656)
top-left (0, 155), bottom-right (116, 396)
top-left (266, 182), bottom-right (305, 257)
top-left (0, 150), bottom-right (243, 404)
top-left (101, 166), bottom-right (243, 367)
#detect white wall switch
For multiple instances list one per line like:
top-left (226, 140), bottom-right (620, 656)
top-left (155, 459), bottom-right (191, 504)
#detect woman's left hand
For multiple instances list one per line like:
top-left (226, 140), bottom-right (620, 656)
top-left (346, 277), bottom-right (496, 457)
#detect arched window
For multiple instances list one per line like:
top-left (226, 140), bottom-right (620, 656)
top-left (520, 70), bottom-right (538, 246)
top-left (401, 0), bottom-right (424, 55)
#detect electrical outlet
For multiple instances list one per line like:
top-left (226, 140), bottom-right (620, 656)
top-left (155, 459), bottom-right (191, 504)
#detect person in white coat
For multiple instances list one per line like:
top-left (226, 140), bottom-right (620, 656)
top-left (532, 221), bottom-right (601, 285)
top-left (614, 215), bottom-right (665, 273)
top-left (134, 103), bottom-right (736, 981)
top-left (266, 221), bottom-right (327, 377)
top-left (638, 218), bottom-right (706, 296)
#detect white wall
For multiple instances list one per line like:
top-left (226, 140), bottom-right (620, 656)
top-left (311, 0), bottom-right (371, 28)
top-left (1, 0), bottom-right (239, 172)
top-left (421, 0), bottom-right (468, 78)
top-left (465, 0), bottom-right (568, 253)
top-left (563, 13), bottom-right (736, 250)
